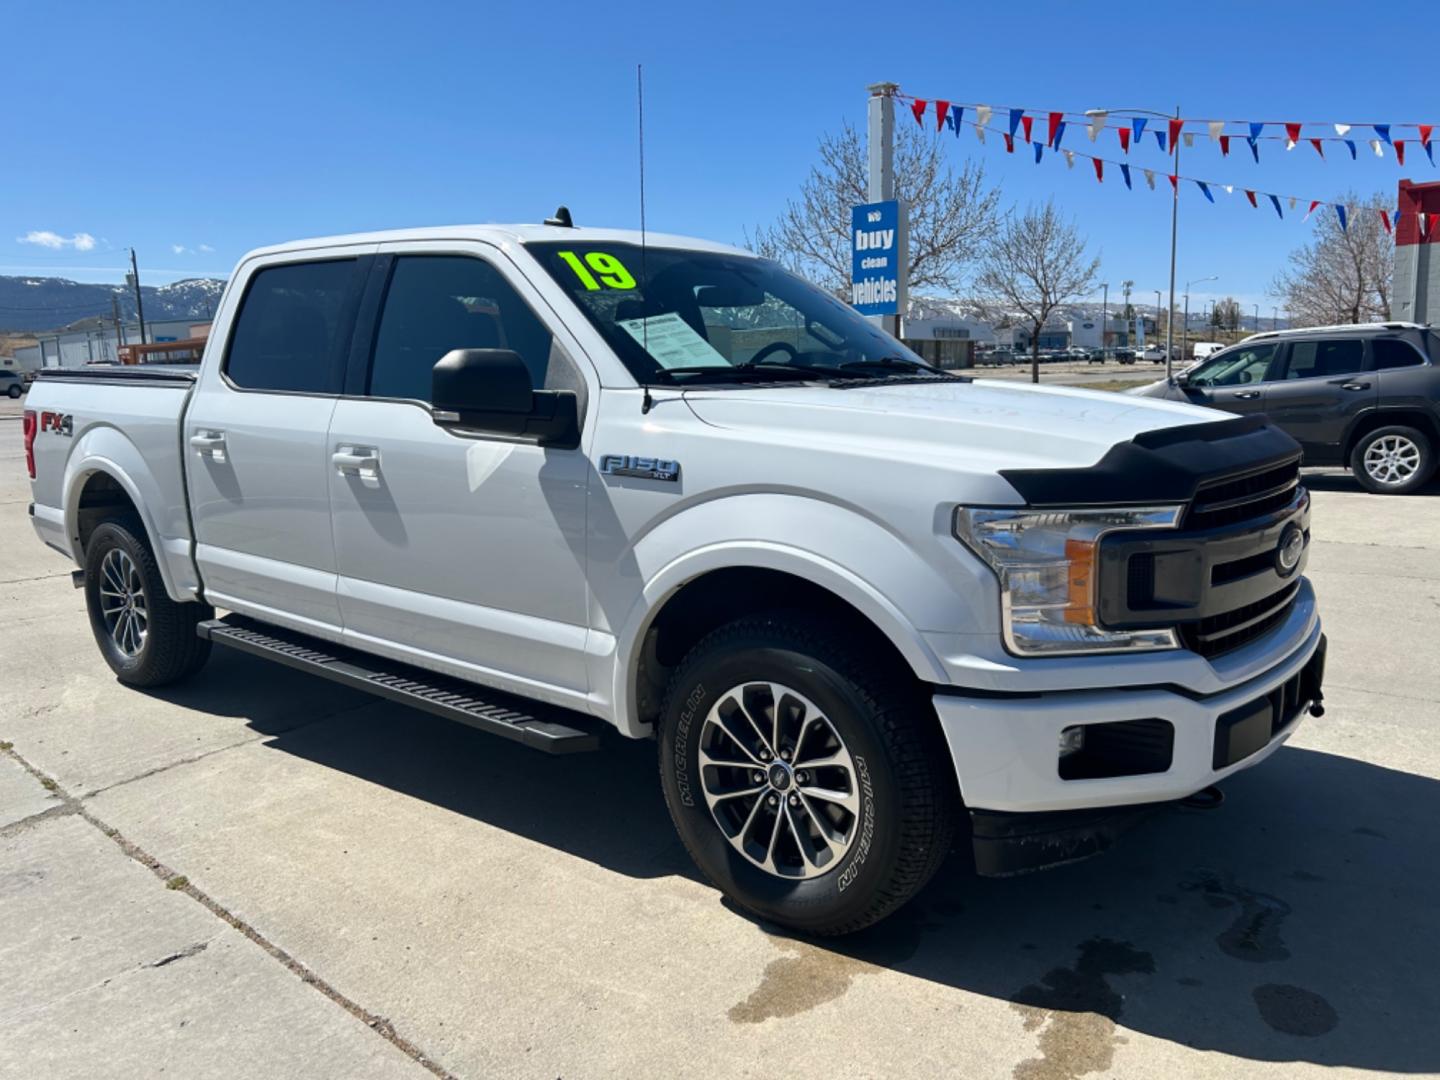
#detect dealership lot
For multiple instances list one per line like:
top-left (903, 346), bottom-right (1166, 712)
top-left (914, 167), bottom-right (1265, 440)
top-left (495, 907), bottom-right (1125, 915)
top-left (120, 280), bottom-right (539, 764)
top-left (1, 398), bottom-right (1437, 1079)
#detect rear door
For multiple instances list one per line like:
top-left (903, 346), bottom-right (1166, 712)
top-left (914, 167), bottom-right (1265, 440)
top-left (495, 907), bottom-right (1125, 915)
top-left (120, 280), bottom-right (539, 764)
top-left (1180, 342), bottom-right (1279, 416)
top-left (325, 242), bottom-right (594, 705)
top-left (1262, 336), bottom-right (1374, 463)
top-left (185, 252), bottom-right (372, 633)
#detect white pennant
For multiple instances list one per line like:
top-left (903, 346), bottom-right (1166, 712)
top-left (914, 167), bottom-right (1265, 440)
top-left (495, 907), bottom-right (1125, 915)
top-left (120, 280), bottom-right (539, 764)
top-left (1087, 110), bottom-right (1106, 141)
top-left (1183, 133), bottom-right (1194, 147)
top-left (1289, 197), bottom-right (1298, 210)
top-left (1064, 150), bottom-right (1075, 168)
top-left (975, 125), bottom-right (985, 144)
top-left (976, 104), bottom-right (992, 127)
top-left (1208, 121), bottom-right (1223, 142)
top-left (1371, 139), bottom-right (1384, 157)
top-left (1286, 136), bottom-right (1297, 151)
top-left (1143, 169), bottom-right (1156, 190)
top-left (1224, 184), bottom-right (1234, 194)
top-left (1334, 123), bottom-right (1351, 136)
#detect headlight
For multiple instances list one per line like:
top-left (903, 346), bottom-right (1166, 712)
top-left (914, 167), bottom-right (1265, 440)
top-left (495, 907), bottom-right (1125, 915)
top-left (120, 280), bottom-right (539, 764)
top-left (954, 505), bottom-right (1183, 656)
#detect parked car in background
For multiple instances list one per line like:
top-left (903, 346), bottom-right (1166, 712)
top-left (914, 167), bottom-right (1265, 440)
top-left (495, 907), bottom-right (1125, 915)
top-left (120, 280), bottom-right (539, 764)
top-left (1115, 348), bottom-right (1137, 365)
top-left (1138, 346), bottom-right (1166, 363)
top-left (1132, 322), bottom-right (1440, 494)
top-left (0, 369), bottom-right (26, 398)
top-left (1193, 342), bottom-right (1226, 361)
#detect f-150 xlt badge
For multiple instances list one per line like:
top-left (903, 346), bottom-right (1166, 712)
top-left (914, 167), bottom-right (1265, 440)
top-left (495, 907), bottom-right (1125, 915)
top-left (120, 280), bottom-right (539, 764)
top-left (599, 454), bottom-right (680, 482)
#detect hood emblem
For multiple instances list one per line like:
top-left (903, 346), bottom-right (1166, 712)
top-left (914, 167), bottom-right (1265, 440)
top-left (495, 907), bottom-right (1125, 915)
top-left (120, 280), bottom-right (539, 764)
top-left (1276, 522), bottom-right (1305, 575)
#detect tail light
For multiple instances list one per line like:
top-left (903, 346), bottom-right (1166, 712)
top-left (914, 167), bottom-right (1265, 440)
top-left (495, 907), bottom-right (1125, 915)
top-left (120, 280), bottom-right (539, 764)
top-left (22, 409), bottom-right (37, 478)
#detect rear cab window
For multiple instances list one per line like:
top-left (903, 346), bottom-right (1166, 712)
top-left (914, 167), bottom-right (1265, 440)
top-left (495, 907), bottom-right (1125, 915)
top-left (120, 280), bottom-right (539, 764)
top-left (224, 259), bottom-right (360, 393)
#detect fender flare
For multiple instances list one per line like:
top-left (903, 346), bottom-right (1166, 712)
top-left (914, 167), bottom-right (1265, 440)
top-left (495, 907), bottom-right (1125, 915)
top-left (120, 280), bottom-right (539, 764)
top-left (609, 539), bottom-right (951, 738)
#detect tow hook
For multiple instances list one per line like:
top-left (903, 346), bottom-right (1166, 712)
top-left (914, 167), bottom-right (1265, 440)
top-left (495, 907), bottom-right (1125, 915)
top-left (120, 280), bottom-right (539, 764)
top-left (1180, 785), bottom-right (1225, 810)
top-left (1308, 693), bottom-right (1325, 719)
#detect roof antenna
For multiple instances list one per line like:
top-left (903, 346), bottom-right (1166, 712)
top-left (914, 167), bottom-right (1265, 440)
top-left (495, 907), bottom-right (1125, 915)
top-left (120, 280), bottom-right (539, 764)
top-left (637, 62), bottom-right (654, 415)
top-left (544, 206), bottom-right (574, 228)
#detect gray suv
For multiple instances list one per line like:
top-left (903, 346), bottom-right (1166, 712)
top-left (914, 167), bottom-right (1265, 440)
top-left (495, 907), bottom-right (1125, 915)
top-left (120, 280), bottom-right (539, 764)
top-left (1134, 322), bottom-right (1440, 494)
top-left (0, 369), bottom-right (26, 399)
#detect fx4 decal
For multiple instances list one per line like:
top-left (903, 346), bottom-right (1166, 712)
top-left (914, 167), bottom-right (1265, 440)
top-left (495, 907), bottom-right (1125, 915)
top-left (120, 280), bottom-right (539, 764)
top-left (599, 454), bottom-right (679, 482)
top-left (40, 412), bottom-right (73, 437)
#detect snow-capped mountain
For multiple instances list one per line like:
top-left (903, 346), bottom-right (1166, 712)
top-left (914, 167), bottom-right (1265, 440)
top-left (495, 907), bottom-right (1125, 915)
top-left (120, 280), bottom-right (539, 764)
top-left (0, 275), bottom-right (227, 332)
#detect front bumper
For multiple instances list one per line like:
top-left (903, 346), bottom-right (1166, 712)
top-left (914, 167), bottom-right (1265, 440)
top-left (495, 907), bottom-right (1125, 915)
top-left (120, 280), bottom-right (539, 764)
top-left (934, 623), bottom-right (1325, 874)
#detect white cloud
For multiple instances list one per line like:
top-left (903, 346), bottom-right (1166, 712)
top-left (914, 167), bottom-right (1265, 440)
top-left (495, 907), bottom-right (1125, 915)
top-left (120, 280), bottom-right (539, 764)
top-left (17, 230), bottom-right (96, 251)
top-left (172, 244), bottom-right (187, 254)
top-left (198, 243), bottom-right (214, 253)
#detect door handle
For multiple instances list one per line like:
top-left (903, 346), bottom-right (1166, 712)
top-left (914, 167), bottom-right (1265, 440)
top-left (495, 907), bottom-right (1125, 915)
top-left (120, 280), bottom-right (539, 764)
top-left (189, 431), bottom-right (227, 463)
top-left (332, 447), bottom-right (381, 481)
top-left (1340, 382), bottom-right (1370, 391)
top-left (1234, 391), bottom-right (1261, 400)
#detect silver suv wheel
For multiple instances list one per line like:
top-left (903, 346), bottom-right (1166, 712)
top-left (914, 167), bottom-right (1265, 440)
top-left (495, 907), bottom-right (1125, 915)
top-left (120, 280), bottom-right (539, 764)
top-left (98, 548), bottom-right (148, 657)
top-left (698, 681), bottom-right (860, 880)
top-left (1363, 433), bottom-right (1422, 487)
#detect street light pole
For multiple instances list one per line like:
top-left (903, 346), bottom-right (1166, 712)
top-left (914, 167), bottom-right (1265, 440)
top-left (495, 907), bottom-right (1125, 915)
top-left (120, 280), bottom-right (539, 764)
top-left (1183, 275), bottom-right (1217, 365)
top-left (1101, 283), bottom-right (1109, 358)
top-left (1253, 303), bottom-right (1260, 331)
top-left (1154, 289), bottom-right (1162, 348)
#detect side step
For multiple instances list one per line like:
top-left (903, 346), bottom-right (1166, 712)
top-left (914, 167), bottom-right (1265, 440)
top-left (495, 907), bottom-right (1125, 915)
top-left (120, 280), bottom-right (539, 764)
top-left (197, 616), bottom-right (600, 754)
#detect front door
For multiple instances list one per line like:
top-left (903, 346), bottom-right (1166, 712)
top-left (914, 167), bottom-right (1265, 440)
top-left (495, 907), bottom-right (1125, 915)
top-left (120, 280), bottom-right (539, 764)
top-left (1263, 337), bottom-right (1375, 463)
top-left (1180, 341), bottom-right (1280, 416)
top-left (186, 255), bottom-right (370, 633)
top-left (326, 245), bottom-right (593, 706)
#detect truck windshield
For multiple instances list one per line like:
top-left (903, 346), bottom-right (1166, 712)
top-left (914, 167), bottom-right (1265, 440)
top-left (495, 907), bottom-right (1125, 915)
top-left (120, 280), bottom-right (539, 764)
top-left (526, 241), bottom-right (931, 386)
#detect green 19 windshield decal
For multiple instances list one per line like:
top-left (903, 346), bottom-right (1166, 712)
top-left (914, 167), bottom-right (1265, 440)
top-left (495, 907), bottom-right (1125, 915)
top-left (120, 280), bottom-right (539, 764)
top-left (557, 250), bottom-right (637, 291)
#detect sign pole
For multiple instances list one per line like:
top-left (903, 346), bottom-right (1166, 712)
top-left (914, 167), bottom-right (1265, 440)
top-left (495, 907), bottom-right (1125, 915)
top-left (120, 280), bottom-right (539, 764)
top-left (866, 82), bottom-right (904, 338)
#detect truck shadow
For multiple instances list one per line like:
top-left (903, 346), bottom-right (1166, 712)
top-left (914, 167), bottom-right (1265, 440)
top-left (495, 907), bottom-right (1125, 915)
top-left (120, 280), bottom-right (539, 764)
top-left (164, 650), bottom-right (1439, 1073)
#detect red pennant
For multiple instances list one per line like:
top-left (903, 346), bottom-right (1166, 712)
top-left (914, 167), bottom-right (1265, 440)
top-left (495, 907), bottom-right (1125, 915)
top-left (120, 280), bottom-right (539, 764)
top-left (1306, 199), bottom-right (1322, 219)
top-left (1245, 190), bottom-right (1258, 207)
top-left (1220, 135), bottom-right (1231, 156)
top-left (1396, 140), bottom-right (1406, 165)
top-left (1118, 127), bottom-right (1130, 153)
top-left (1421, 124), bottom-right (1434, 147)
top-left (1168, 174), bottom-right (1178, 191)
top-left (1379, 209), bottom-right (1392, 234)
top-left (1004, 132), bottom-right (1015, 153)
top-left (1285, 122), bottom-right (1302, 145)
top-left (1310, 138), bottom-right (1325, 158)
top-left (935, 100), bottom-right (950, 131)
top-left (1020, 115), bottom-right (1034, 143)
top-left (1168, 118), bottom-right (1183, 147)
top-left (1092, 157), bottom-right (1103, 182)
top-left (1048, 111), bottom-right (1063, 146)
top-left (911, 98), bottom-right (927, 127)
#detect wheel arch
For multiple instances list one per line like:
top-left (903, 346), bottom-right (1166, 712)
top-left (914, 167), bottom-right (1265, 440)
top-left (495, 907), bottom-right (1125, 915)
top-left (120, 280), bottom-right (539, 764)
top-left (1341, 408), bottom-right (1440, 461)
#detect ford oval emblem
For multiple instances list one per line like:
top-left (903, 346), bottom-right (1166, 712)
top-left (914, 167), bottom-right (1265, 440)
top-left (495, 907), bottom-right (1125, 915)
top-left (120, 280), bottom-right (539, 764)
top-left (1276, 523), bottom-right (1305, 575)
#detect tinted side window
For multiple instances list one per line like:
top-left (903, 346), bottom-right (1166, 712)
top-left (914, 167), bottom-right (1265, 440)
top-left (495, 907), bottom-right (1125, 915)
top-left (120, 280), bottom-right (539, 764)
top-left (1284, 338), bottom-right (1364, 379)
top-left (226, 260), bottom-right (356, 393)
top-left (1370, 338), bottom-right (1425, 370)
top-left (1191, 344), bottom-right (1276, 387)
top-left (369, 256), bottom-right (555, 403)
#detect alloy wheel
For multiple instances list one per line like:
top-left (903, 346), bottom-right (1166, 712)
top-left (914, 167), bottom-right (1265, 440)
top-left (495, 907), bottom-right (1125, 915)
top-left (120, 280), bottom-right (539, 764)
top-left (1363, 434), bottom-right (1421, 487)
top-left (98, 548), bottom-right (148, 658)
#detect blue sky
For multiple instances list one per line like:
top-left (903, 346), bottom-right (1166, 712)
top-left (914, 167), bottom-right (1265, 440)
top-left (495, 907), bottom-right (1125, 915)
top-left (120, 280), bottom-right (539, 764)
top-left (6, 0), bottom-right (1430, 314)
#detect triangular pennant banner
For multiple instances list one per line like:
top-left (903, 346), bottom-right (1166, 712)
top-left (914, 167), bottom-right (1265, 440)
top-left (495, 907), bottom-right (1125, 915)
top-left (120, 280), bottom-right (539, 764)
top-left (1143, 169), bottom-right (1156, 190)
top-left (1184, 132), bottom-right (1194, 147)
top-left (1334, 123), bottom-right (1351, 137)
top-left (1421, 124), bottom-right (1434, 147)
top-left (1008, 108), bottom-right (1024, 137)
top-left (1220, 134), bottom-right (1231, 156)
top-left (1310, 138), bottom-right (1324, 158)
top-left (1064, 150), bottom-right (1075, 169)
top-left (1396, 140), bottom-right (1406, 165)
top-left (1426, 142), bottom-right (1435, 166)
top-left (1004, 132), bottom-right (1015, 153)
top-left (911, 99), bottom-right (927, 127)
top-left (1285, 123), bottom-right (1301, 148)
top-left (1245, 189), bottom-right (1258, 207)
top-left (1048, 111), bottom-right (1063, 147)
top-left (1223, 184), bottom-right (1234, 195)
top-left (1289, 196), bottom-right (1298, 210)
top-left (1195, 179), bottom-right (1214, 202)
top-left (1305, 199), bottom-right (1321, 221)
top-left (1371, 139), bottom-right (1384, 157)
top-left (1120, 163), bottom-right (1132, 189)
top-left (1168, 118), bottom-right (1183, 147)
top-left (1088, 110), bottom-right (1106, 140)
top-left (1132, 117), bottom-right (1147, 142)
top-left (949, 106), bottom-right (965, 135)
top-left (935, 100), bottom-right (950, 132)
top-left (976, 105), bottom-right (992, 127)
top-left (1021, 114), bottom-right (1034, 143)
top-left (1379, 208), bottom-right (1392, 234)
top-left (1118, 127), bottom-right (1130, 153)
top-left (1168, 174), bottom-right (1178, 192)
top-left (1269, 194), bottom-right (1283, 219)
top-left (1393, 209), bottom-right (1402, 230)
top-left (1375, 124), bottom-right (1392, 145)
top-left (1155, 130), bottom-right (1167, 152)
top-left (1034, 141), bottom-right (1043, 163)
top-left (1345, 139), bottom-right (1357, 159)
top-left (1207, 120), bottom-right (1223, 142)
top-left (1249, 121), bottom-right (1264, 140)
top-left (1052, 120), bottom-right (1066, 149)
top-left (975, 125), bottom-right (986, 144)
top-left (1092, 157), bottom-right (1104, 182)
top-left (1247, 136), bottom-right (1260, 163)
top-left (1336, 204), bottom-right (1348, 231)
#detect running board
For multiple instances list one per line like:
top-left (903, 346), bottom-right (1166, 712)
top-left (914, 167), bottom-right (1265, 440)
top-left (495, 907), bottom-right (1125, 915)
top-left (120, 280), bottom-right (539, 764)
top-left (197, 616), bottom-right (600, 754)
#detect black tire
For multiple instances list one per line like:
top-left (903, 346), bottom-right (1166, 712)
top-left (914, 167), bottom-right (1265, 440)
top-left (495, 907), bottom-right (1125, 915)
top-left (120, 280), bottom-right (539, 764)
top-left (1349, 425), bottom-right (1435, 495)
top-left (657, 614), bottom-right (957, 936)
top-left (6, 384), bottom-right (20, 398)
top-left (84, 519), bottom-right (213, 687)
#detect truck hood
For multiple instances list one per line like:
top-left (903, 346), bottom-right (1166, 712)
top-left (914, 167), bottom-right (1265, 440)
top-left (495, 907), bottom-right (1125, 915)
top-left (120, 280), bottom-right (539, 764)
top-left (682, 378), bottom-right (1222, 472)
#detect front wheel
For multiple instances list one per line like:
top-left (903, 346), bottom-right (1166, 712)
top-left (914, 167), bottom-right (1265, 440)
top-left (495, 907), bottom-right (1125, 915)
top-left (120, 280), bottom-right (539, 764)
top-left (658, 614), bottom-right (957, 935)
top-left (6, 384), bottom-right (20, 398)
top-left (1350, 425), bottom-right (1435, 494)
top-left (84, 519), bottom-right (214, 687)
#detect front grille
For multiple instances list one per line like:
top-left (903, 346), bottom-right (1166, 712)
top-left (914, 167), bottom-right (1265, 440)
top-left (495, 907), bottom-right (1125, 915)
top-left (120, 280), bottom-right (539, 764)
top-left (1187, 457), bottom-right (1301, 530)
top-left (1181, 580), bottom-right (1301, 658)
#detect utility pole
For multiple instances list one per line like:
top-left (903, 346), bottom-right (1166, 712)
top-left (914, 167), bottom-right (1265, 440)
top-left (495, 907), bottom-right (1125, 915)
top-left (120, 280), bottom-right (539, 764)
top-left (1154, 289), bottom-right (1162, 346)
top-left (1100, 283), bottom-right (1109, 358)
top-left (128, 248), bottom-right (148, 345)
top-left (1272, 306), bottom-right (1278, 330)
top-left (1253, 303), bottom-right (1260, 331)
top-left (1165, 105), bottom-right (1181, 379)
top-left (866, 82), bottom-right (904, 341)
top-left (111, 295), bottom-right (123, 360)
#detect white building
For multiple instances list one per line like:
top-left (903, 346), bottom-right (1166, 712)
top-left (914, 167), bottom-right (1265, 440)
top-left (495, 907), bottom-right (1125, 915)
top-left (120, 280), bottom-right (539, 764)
top-left (18, 319), bottom-right (211, 369)
top-left (902, 317), bottom-right (994, 369)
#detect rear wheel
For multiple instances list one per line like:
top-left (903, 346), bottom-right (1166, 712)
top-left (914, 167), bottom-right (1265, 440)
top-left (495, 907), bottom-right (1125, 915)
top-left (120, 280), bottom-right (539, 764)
top-left (84, 520), bottom-right (213, 686)
top-left (6, 384), bottom-right (20, 398)
top-left (657, 614), bottom-right (957, 935)
top-left (1350, 425), bottom-right (1435, 495)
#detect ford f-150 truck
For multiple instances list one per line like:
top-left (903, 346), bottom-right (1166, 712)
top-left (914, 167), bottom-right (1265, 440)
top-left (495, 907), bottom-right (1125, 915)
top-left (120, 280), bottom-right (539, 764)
top-left (23, 221), bottom-right (1325, 934)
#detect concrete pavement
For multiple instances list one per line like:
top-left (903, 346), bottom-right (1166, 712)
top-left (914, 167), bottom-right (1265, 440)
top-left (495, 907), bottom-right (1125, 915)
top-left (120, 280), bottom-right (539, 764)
top-left (1, 399), bottom-right (1438, 1079)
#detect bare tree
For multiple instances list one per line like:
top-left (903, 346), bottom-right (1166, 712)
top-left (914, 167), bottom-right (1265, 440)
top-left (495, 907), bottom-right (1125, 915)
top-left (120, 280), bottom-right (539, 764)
top-left (1212, 296), bottom-right (1242, 332)
top-left (747, 121), bottom-right (1001, 296)
top-left (1272, 191), bottom-right (1392, 326)
top-left (975, 201), bottom-right (1100, 383)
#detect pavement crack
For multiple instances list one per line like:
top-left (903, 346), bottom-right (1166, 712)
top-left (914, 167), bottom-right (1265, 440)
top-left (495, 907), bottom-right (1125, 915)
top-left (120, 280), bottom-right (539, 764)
top-left (0, 740), bottom-right (460, 1080)
top-left (0, 801), bottom-right (78, 839)
top-left (148, 939), bottom-right (212, 968)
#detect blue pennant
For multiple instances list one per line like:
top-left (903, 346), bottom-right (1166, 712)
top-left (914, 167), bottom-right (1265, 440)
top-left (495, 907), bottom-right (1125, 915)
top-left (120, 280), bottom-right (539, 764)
top-left (1394, 209), bottom-right (1403, 229)
top-left (950, 105), bottom-right (964, 136)
top-left (1247, 136), bottom-right (1260, 163)
top-left (1269, 194), bottom-right (1283, 219)
top-left (1195, 180), bottom-right (1214, 202)
top-left (1052, 120), bottom-right (1066, 149)
top-left (1335, 204), bottom-right (1348, 232)
top-left (1345, 140), bottom-right (1357, 159)
top-left (1374, 124), bottom-right (1392, 145)
top-left (1121, 163), bottom-right (1132, 189)
top-left (1426, 142), bottom-right (1435, 166)
top-left (1034, 141), bottom-right (1043, 163)
top-left (1132, 117), bottom-right (1147, 141)
top-left (1249, 121), bottom-right (1264, 140)
top-left (1009, 108), bottom-right (1024, 137)
top-left (1155, 130), bottom-right (1166, 152)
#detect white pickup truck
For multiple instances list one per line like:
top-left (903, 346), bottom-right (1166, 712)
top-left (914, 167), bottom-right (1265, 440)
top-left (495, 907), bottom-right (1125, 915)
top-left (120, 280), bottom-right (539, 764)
top-left (22, 220), bottom-right (1325, 934)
